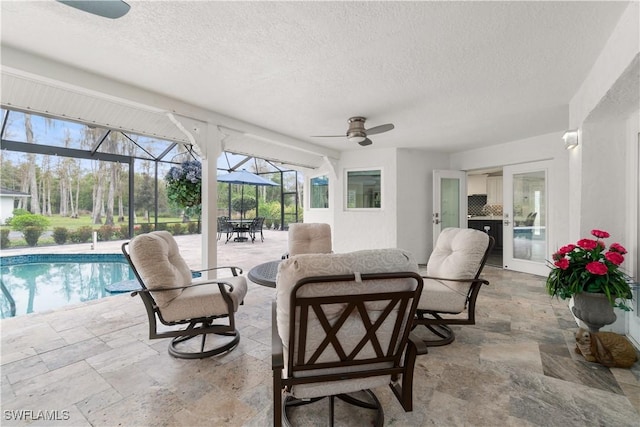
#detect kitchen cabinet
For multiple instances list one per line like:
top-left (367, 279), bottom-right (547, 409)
top-left (467, 175), bottom-right (487, 196)
top-left (468, 218), bottom-right (502, 249)
top-left (486, 176), bottom-right (503, 204)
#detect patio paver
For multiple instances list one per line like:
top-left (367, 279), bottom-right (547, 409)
top-left (1, 230), bottom-right (638, 426)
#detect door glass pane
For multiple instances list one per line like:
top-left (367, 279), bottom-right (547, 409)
top-left (512, 171), bottom-right (545, 262)
top-left (441, 178), bottom-right (460, 229)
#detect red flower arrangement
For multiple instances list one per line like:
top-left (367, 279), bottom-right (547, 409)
top-left (546, 229), bottom-right (633, 311)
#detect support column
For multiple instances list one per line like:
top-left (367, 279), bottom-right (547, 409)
top-left (199, 123), bottom-right (224, 275)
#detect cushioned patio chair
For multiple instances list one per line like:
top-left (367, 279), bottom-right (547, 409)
top-left (414, 227), bottom-right (494, 348)
top-left (282, 222), bottom-right (332, 259)
top-left (273, 249), bottom-right (425, 426)
top-left (122, 231), bottom-right (248, 359)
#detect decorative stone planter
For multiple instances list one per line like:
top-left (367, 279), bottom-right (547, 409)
top-left (571, 292), bottom-right (616, 332)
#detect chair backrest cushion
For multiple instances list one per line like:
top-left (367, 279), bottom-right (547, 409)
top-left (276, 248), bottom-right (420, 398)
top-left (426, 227), bottom-right (490, 279)
top-left (287, 223), bottom-right (332, 256)
top-left (128, 231), bottom-right (193, 307)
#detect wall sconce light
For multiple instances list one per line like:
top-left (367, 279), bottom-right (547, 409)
top-left (562, 130), bottom-right (579, 150)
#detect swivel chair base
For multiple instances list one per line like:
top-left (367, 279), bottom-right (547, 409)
top-left (281, 389), bottom-right (383, 427)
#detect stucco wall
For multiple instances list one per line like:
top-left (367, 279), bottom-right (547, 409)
top-left (396, 149), bottom-right (449, 263)
top-left (580, 122), bottom-right (628, 239)
top-left (302, 165), bottom-right (335, 227)
top-left (301, 148), bottom-right (451, 262)
top-left (569, 2), bottom-right (640, 129)
top-left (328, 148), bottom-right (399, 254)
top-left (566, 2), bottom-right (639, 336)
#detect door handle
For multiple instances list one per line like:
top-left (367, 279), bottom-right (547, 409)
top-left (503, 219), bottom-right (510, 226)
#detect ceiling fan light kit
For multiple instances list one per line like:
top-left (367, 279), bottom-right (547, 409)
top-left (347, 133), bottom-right (367, 144)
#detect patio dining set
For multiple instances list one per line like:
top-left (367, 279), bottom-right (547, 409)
top-left (122, 223), bottom-right (494, 425)
top-left (217, 216), bottom-right (265, 243)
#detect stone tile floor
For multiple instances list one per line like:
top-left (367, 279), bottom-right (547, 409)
top-left (1, 231), bottom-right (639, 426)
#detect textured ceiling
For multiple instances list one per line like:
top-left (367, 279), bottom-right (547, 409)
top-left (0, 1), bottom-right (630, 153)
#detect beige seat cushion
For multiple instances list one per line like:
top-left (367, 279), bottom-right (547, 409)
top-left (276, 248), bottom-right (419, 399)
top-left (129, 231), bottom-right (248, 321)
top-left (160, 275), bottom-right (247, 322)
top-left (418, 227), bottom-right (489, 313)
top-left (287, 223), bottom-right (332, 256)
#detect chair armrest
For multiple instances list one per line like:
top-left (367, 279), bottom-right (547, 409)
top-left (130, 279), bottom-right (236, 297)
top-left (408, 331), bottom-right (429, 355)
top-left (272, 301), bottom-right (284, 370)
top-left (421, 275), bottom-right (490, 286)
top-left (194, 266), bottom-right (244, 276)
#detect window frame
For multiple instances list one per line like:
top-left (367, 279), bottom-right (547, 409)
top-left (344, 167), bottom-right (383, 211)
top-left (309, 174), bottom-right (330, 209)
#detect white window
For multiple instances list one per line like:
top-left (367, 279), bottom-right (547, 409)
top-left (345, 169), bottom-right (381, 209)
top-left (310, 175), bottom-right (329, 209)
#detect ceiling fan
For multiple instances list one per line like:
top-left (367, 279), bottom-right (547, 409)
top-left (56, 0), bottom-right (130, 19)
top-left (313, 116), bottom-right (395, 146)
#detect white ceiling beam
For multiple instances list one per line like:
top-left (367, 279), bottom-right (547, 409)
top-left (1, 46), bottom-right (340, 161)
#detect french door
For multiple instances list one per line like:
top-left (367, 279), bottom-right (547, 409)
top-left (432, 170), bottom-right (467, 246)
top-left (502, 161), bottom-right (550, 276)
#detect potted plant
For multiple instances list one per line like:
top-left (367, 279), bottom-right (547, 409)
top-left (546, 229), bottom-right (633, 331)
top-left (165, 160), bottom-right (202, 223)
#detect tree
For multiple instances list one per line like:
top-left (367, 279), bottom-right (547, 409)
top-left (24, 114), bottom-right (40, 214)
top-left (136, 161), bottom-right (156, 221)
top-left (232, 195), bottom-right (256, 218)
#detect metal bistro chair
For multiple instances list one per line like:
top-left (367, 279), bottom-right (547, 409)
top-left (273, 249), bottom-right (425, 426)
top-left (248, 216), bottom-right (265, 243)
top-left (122, 231), bottom-right (248, 359)
top-left (217, 216), bottom-right (233, 241)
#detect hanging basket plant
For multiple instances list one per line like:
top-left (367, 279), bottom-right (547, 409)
top-left (165, 160), bottom-right (202, 208)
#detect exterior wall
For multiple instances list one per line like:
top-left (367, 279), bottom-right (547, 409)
top-left (302, 164), bottom-right (335, 230)
top-left (0, 196), bottom-right (14, 225)
top-left (627, 110), bottom-right (640, 280)
top-left (567, 2), bottom-right (639, 335)
top-left (301, 148), bottom-right (451, 263)
top-left (569, 2), bottom-right (640, 130)
top-left (331, 148), bottom-right (399, 254)
top-left (396, 149), bottom-right (449, 263)
top-left (580, 122), bottom-right (628, 239)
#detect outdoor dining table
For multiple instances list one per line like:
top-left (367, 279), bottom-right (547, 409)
top-left (227, 219), bottom-right (254, 242)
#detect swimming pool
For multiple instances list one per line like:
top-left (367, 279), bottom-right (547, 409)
top-left (0, 254), bottom-right (135, 319)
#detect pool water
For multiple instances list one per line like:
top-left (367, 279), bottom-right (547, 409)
top-left (0, 254), bottom-right (135, 319)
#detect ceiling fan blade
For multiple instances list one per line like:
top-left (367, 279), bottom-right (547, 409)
top-left (57, 0), bottom-right (131, 19)
top-left (366, 123), bottom-right (394, 136)
top-left (311, 135), bottom-right (346, 138)
top-left (358, 138), bottom-right (373, 146)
